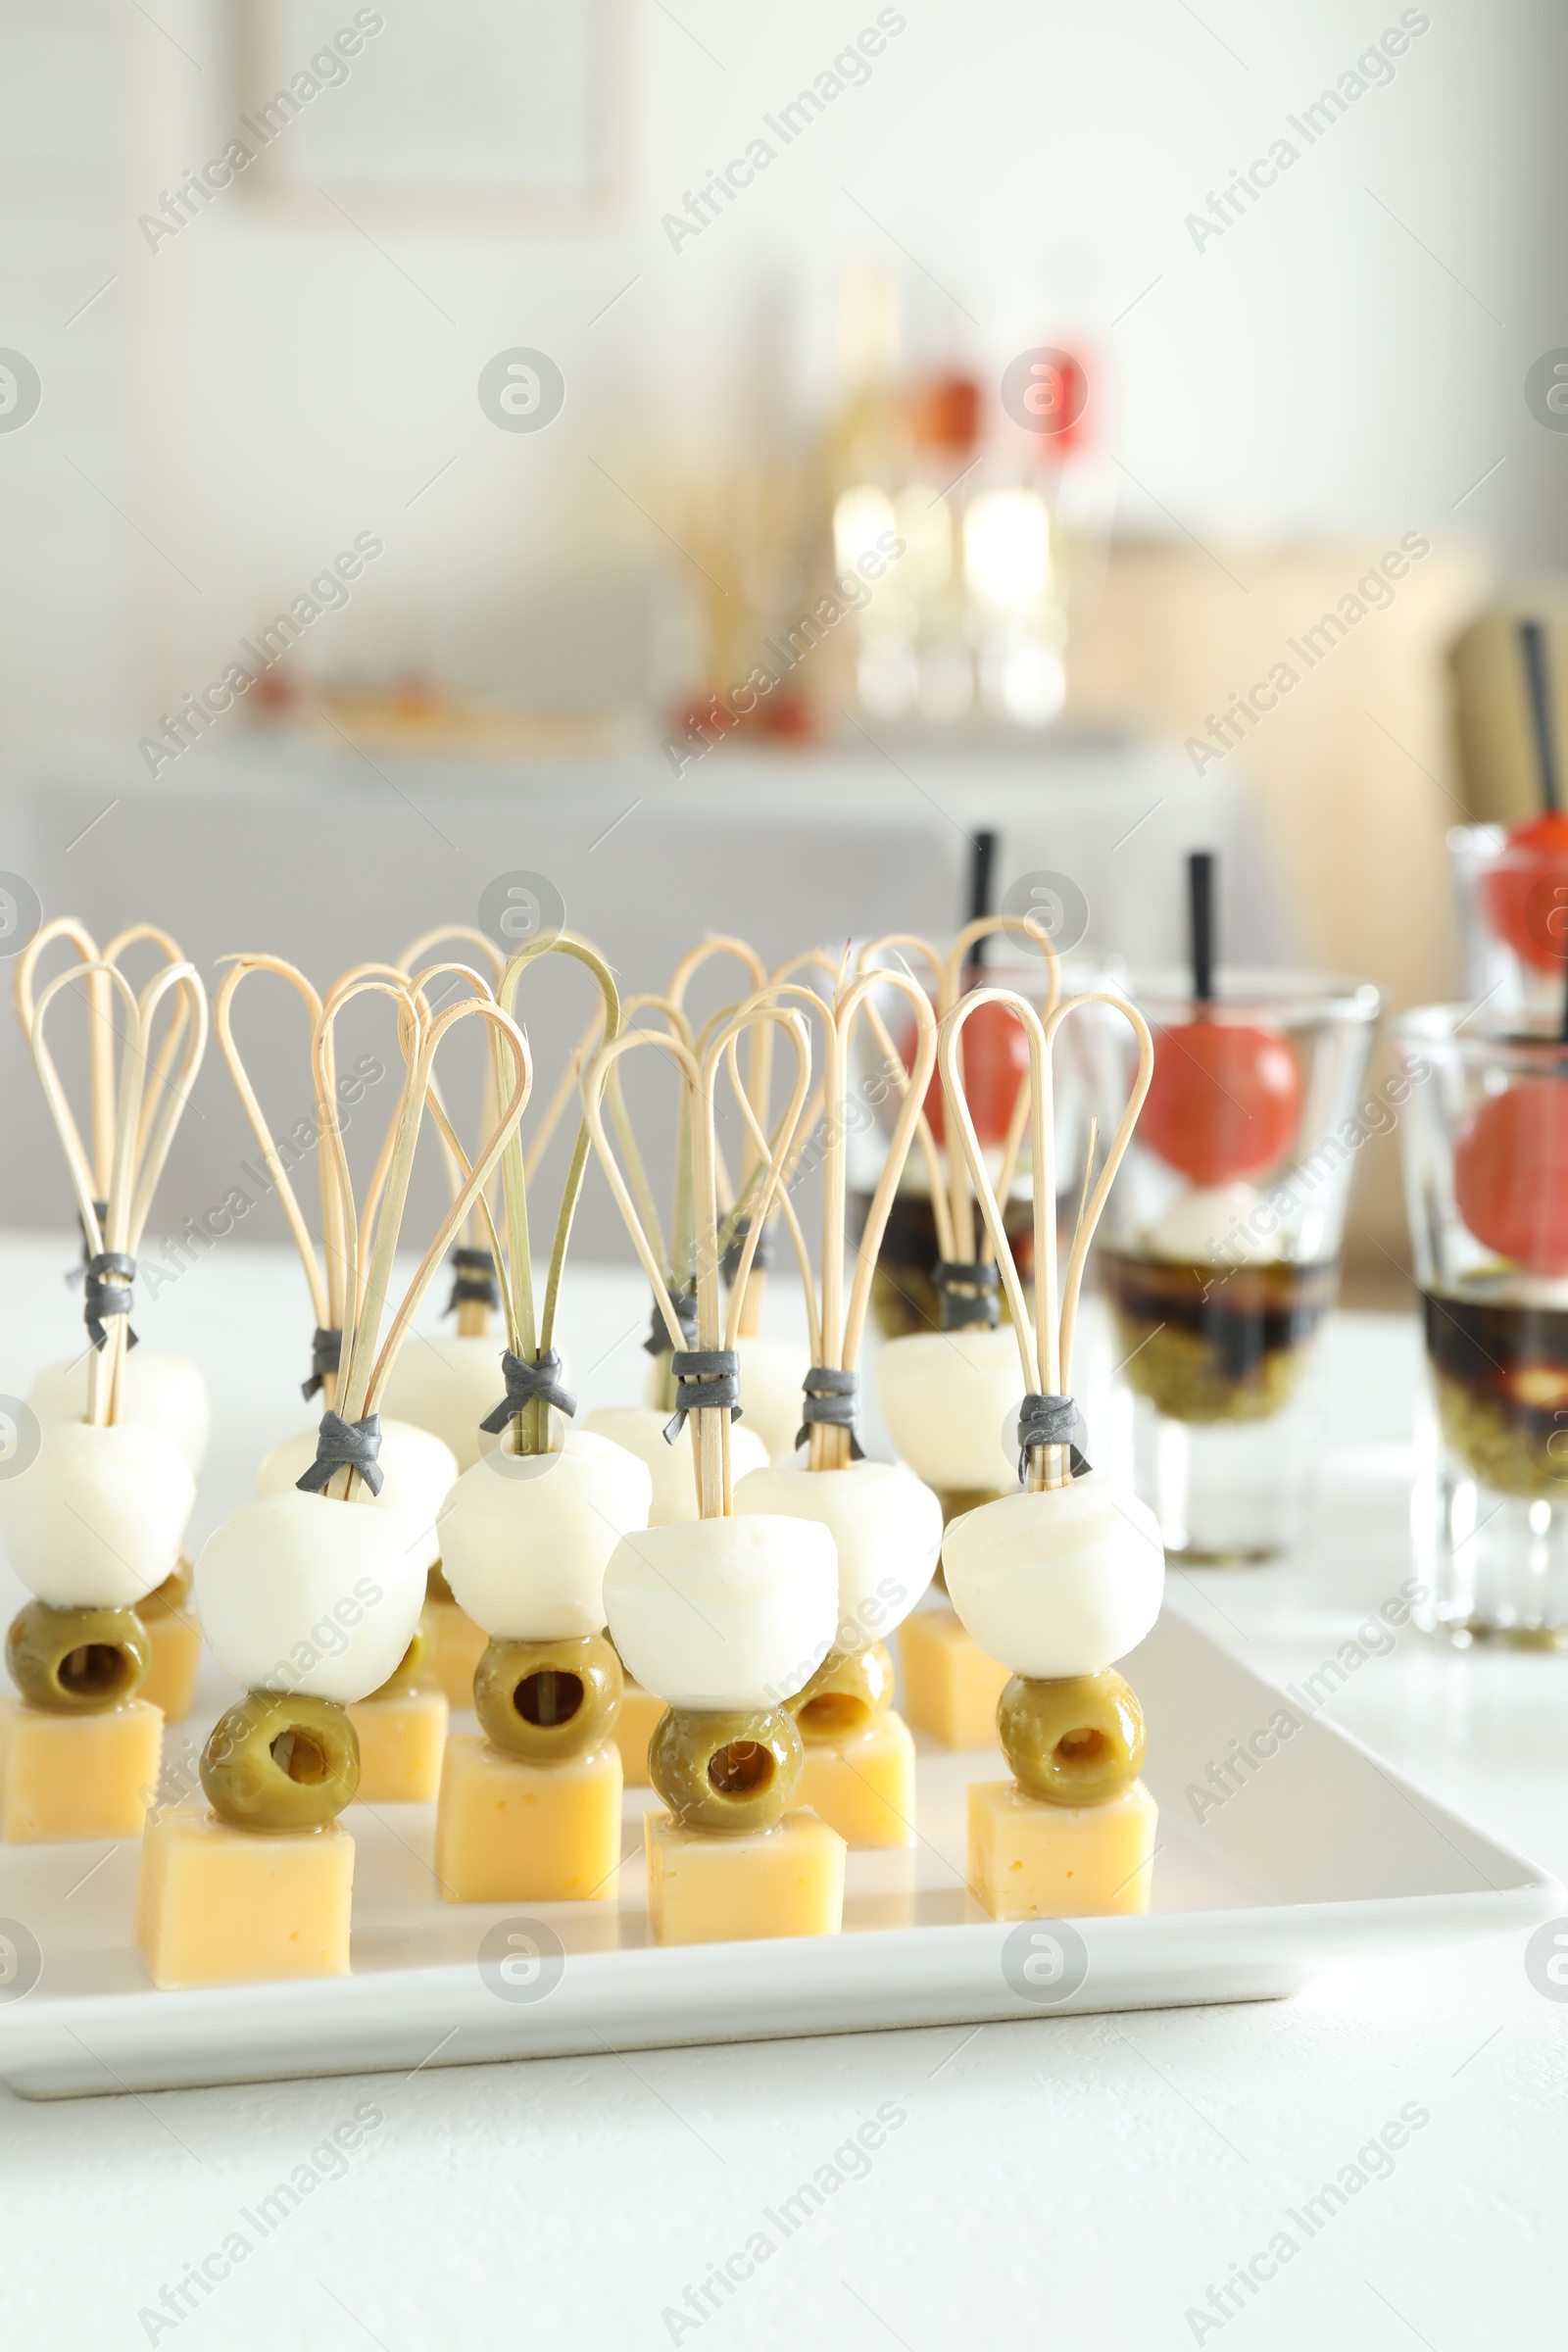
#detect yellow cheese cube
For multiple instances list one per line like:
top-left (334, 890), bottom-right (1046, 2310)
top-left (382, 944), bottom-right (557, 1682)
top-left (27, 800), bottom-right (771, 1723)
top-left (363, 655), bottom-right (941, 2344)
top-left (138, 1611), bottom-right (204, 1725)
top-left (612, 1681), bottom-right (664, 1788)
top-left (347, 1686), bottom-right (449, 1803)
top-left (645, 1807), bottom-right (846, 1945)
top-left (134, 1801), bottom-right (354, 1986)
top-left (435, 1736), bottom-right (622, 1903)
top-left (799, 1710), bottom-right (916, 1847)
top-left (428, 1598), bottom-right (488, 1708)
top-left (0, 1694), bottom-right (163, 1843)
top-left (968, 1777), bottom-right (1158, 1920)
top-left (898, 1607), bottom-right (1009, 1749)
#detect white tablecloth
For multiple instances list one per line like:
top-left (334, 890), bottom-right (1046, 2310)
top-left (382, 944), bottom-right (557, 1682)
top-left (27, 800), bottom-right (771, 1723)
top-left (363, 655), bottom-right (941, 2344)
top-left (0, 1236), bottom-right (1562, 2352)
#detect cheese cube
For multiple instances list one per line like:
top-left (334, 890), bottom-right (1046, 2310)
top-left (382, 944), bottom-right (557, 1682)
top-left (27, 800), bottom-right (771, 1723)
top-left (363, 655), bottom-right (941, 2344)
top-left (347, 1687), bottom-right (449, 1803)
top-left (898, 1607), bottom-right (1009, 1749)
top-left (138, 1612), bottom-right (204, 1725)
top-left (799, 1711), bottom-right (916, 1847)
top-left (428, 1597), bottom-right (488, 1708)
top-left (435, 1736), bottom-right (622, 1903)
top-left (612, 1681), bottom-right (663, 1788)
top-left (134, 1801), bottom-right (354, 1986)
top-left (0, 1694), bottom-right (163, 1843)
top-left (645, 1808), bottom-right (846, 1945)
top-left (967, 1777), bottom-right (1158, 1920)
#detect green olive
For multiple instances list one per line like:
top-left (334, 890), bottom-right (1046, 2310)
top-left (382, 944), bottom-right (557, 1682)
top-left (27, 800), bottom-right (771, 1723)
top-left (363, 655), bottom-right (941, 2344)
top-left (648, 1704), bottom-right (803, 1835)
top-left (137, 1558), bottom-right (193, 1621)
top-left (473, 1632), bottom-right (622, 1761)
top-left (365, 1603), bottom-right (439, 1699)
top-left (200, 1690), bottom-right (361, 1832)
top-left (997, 1670), bottom-right (1146, 1806)
top-left (789, 1643), bottom-right (895, 1742)
top-left (7, 1600), bottom-right (151, 1713)
top-left (427, 1563), bottom-right (457, 1607)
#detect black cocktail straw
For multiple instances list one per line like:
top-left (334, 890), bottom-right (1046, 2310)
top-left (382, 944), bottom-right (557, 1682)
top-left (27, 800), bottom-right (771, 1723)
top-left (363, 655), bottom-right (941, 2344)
top-left (966, 828), bottom-right (998, 972)
top-left (1517, 620), bottom-right (1568, 1039)
top-left (1189, 850), bottom-right (1215, 1004)
top-left (1520, 618), bottom-right (1560, 814)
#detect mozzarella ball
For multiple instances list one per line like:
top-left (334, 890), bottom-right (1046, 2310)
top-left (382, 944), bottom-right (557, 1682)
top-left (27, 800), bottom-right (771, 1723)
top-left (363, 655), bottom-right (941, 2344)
top-left (1143, 1180), bottom-right (1282, 1266)
top-left (0, 1419), bottom-right (194, 1608)
top-left (380, 1334), bottom-right (506, 1472)
top-left (437, 1428), bottom-right (653, 1641)
top-left (581, 1406), bottom-right (768, 1524)
top-left (941, 1475), bottom-right (1164, 1679)
top-left (27, 1348), bottom-right (211, 1476)
top-left (733, 1458), bottom-right (940, 1650)
top-left (196, 1487), bottom-right (426, 1703)
top-left (875, 1327), bottom-right (1024, 1493)
top-left (604, 1514), bottom-right (837, 1710)
top-left (258, 1417), bottom-right (457, 1570)
top-left (381, 1335), bottom-right (574, 1473)
top-left (705, 1337), bottom-right (812, 1465)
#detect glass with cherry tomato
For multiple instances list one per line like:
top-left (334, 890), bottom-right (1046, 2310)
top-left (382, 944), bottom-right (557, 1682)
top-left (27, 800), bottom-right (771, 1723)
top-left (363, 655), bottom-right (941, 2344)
top-left (1451, 819), bottom-right (1568, 1031)
top-left (1080, 968), bottom-right (1380, 1564)
top-left (1394, 1004), bottom-right (1568, 1644)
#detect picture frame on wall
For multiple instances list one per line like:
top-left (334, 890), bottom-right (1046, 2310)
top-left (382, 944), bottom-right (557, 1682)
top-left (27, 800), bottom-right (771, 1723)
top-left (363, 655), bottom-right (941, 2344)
top-left (235, 0), bottom-right (626, 220)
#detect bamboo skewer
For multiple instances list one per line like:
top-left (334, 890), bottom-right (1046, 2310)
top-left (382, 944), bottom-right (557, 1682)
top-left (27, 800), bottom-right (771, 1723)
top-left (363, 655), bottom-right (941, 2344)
top-left (28, 957), bottom-right (208, 1428)
top-left (583, 1000), bottom-right (812, 1520)
top-left (311, 975), bottom-right (531, 1499)
top-left (939, 990), bottom-right (1152, 1494)
top-left (726, 967), bottom-right (937, 1471)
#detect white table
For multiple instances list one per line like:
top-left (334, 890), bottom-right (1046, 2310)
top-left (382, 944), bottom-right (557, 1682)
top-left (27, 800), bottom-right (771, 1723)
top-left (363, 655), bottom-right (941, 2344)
top-left (1, 1236), bottom-right (1564, 2352)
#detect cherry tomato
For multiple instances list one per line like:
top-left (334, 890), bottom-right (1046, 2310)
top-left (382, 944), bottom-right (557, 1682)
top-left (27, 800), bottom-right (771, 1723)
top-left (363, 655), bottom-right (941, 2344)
top-left (1454, 1077), bottom-right (1568, 1272)
top-left (903, 999), bottom-right (1030, 1148)
top-left (1481, 811), bottom-right (1568, 972)
top-left (1139, 1020), bottom-right (1302, 1184)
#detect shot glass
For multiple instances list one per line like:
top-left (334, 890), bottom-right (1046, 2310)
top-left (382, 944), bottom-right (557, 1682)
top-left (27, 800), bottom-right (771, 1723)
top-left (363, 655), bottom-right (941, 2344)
top-left (1393, 1004), bottom-right (1568, 1645)
top-left (1079, 970), bottom-right (1381, 1563)
top-left (1449, 821), bottom-right (1568, 1030)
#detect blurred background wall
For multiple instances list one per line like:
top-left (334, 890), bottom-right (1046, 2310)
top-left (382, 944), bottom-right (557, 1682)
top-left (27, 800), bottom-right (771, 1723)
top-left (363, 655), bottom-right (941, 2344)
top-left (2, 0), bottom-right (1566, 1285)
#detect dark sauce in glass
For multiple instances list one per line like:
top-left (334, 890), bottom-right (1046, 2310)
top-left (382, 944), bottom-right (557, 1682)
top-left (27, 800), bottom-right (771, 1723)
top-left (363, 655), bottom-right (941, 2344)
top-left (1098, 1250), bottom-right (1338, 1423)
top-left (1424, 1289), bottom-right (1568, 1495)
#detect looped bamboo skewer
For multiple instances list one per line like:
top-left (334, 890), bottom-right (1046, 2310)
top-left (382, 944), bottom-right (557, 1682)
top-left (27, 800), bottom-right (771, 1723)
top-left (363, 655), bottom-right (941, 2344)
top-left (28, 956), bottom-right (209, 1428)
top-left (858, 914), bottom-right (1061, 1273)
top-left (667, 937), bottom-right (770, 1307)
top-left (490, 932), bottom-right (621, 1455)
top-left (213, 956), bottom-right (342, 1387)
top-left (311, 973), bottom-right (531, 1497)
top-left (398, 930), bottom-right (508, 1331)
top-left (727, 966), bottom-right (937, 1471)
top-left (16, 920), bottom-right (191, 1203)
top-left (583, 999), bottom-right (811, 1519)
top-left (938, 988), bottom-right (1152, 1494)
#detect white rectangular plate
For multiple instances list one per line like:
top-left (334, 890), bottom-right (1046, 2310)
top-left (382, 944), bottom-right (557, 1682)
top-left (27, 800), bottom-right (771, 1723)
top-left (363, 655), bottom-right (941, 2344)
top-left (0, 1612), bottom-right (1557, 2098)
